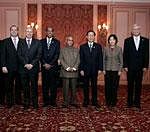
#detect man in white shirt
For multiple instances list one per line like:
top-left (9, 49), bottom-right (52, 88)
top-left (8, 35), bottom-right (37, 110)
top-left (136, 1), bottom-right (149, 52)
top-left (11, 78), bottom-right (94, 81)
top-left (1, 25), bottom-right (22, 108)
top-left (123, 24), bottom-right (149, 110)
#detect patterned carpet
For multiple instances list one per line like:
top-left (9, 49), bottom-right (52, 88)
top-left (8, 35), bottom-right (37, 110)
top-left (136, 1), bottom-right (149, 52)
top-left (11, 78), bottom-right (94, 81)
top-left (0, 85), bottom-right (150, 132)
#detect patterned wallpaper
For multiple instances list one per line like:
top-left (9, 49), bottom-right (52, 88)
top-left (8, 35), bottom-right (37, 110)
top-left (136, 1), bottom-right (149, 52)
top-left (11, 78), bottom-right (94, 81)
top-left (42, 4), bottom-right (93, 48)
top-left (27, 4), bottom-right (107, 47)
top-left (98, 5), bottom-right (107, 46)
top-left (28, 4), bottom-right (37, 38)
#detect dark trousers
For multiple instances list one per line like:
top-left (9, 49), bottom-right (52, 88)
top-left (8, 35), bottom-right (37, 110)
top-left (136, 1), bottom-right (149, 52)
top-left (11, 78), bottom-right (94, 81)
top-left (0, 72), bottom-right (5, 105)
top-left (20, 72), bottom-right (38, 108)
top-left (105, 71), bottom-right (120, 107)
top-left (42, 69), bottom-right (58, 106)
top-left (62, 78), bottom-right (77, 105)
top-left (4, 71), bottom-right (22, 107)
top-left (83, 75), bottom-right (98, 105)
top-left (127, 70), bottom-right (143, 107)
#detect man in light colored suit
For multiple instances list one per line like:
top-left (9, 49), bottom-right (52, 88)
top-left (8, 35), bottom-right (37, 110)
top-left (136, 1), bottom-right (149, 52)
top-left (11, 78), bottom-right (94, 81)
top-left (59, 35), bottom-right (80, 108)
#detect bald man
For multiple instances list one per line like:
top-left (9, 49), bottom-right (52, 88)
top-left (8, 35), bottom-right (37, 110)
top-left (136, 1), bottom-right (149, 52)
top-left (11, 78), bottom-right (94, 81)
top-left (18, 26), bottom-right (42, 109)
top-left (123, 24), bottom-right (149, 109)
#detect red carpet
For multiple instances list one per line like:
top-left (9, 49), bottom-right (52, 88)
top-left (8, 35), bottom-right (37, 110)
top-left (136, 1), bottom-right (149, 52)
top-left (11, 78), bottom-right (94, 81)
top-left (0, 85), bottom-right (150, 132)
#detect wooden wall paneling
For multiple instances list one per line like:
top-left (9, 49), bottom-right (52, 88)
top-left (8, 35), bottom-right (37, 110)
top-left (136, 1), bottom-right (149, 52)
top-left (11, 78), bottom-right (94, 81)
top-left (133, 8), bottom-right (149, 37)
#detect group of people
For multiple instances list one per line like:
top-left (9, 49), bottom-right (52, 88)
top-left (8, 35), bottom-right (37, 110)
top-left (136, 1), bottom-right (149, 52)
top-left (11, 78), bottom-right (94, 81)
top-left (0, 24), bottom-right (149, 110)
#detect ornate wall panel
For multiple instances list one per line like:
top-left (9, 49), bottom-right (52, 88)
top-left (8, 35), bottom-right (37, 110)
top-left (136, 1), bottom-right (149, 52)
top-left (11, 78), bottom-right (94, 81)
top-left (42, 4), bottom-right (93, 48)
top-left (28, 4), bottom-right (37, 37)
top-left (28, 4), bottom-right (37, 25)
top-left (97, 5), bottom-right (107, 46)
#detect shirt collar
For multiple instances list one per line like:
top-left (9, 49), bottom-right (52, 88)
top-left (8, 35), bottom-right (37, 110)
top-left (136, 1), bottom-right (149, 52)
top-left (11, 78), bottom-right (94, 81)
top-left (88, 41), bottom-right (94, 46)
top-left (47, 37), bottom-right (52, 43)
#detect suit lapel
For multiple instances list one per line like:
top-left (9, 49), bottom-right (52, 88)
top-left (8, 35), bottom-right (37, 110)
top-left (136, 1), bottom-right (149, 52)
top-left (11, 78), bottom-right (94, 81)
top-left (138, 36), bottom-right (143, 51)
top-left (9, 37), bottom-right (17, 51)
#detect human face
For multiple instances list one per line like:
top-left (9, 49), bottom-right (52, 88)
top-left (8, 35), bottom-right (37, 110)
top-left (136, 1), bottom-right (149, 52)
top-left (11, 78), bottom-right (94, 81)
top-left (26, 27), bottom-right (33, 39)
top-left (86, 32), bottom-right (95, 42)
top-left (47, 27), bottom-right (54, 38)
top-left (66, 36), bottom-right (74, 47)
top-left (10, 26), bottom-right (18, 37)
top-left (132, 25), bottom-right (141, 36)
top-left (109, 36), bottom-right (116, 47)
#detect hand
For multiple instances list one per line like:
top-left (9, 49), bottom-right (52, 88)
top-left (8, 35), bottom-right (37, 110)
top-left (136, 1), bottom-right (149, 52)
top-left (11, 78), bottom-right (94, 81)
top-left (72, 67), bottom-right (77, 71)
top-left (98, 70), bottom-right (102, 74)
top-left (43, 63), bottom-right (51, 70)
top-left (28, 64), bottom-right (33, 70)
top-left (118, 71), bottom-right (121, 76)
top-left (58, 60), bottom-right (61, 65)
top-left (143, 68), bottom-right (147, 72)
top-left (124, 68), bottom-right (128, 72)
top-left (66, 67), bottom-right (71, 71)
top-left (2, 67), bottom-right (8, 73)
top-left (103, 71), bottom-right (106, 75)
top-left (24, 64), bottom-right (33, 70)
top-left (80, 70), bottom-right (84, 76)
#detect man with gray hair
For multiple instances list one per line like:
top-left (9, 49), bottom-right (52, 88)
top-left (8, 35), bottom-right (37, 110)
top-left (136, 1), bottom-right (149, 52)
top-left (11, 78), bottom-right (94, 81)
top-left (18, 26), bottom-right (42, 110)
top-left (123, 24), bottom-right (149, 109)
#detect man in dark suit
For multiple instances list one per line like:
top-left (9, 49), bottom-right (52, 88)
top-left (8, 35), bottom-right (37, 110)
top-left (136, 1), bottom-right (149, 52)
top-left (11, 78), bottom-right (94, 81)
top-left (41, 27), bottom-right (60, 107)
top-left (123, 24), bottom-right (149, 109)
top-left (79, 30), bottom-right (103, 108)
top-left (18, 26), bottom-right (42, 109)
top-left (0, 39), bottom-right (5, 106)
top-left (1, 25), bottom-right (22, 108)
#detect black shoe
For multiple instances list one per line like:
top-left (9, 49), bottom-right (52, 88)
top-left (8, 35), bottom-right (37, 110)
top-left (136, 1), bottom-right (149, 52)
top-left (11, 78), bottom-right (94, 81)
top-left (134, 105), bottom-right (141, 109)
top-left (92, 103), bottom-right (101, 108)
top-left (7, 104), bottom-right (13, 108)
top-left (51, 103), bottom-right (57, 107)
top-left (82, 103), bottom-right (88, 107)
top-left (70, 103), bottom-right (78, 108)
top-left (42, 103), bottom-right (49, 107)
top-left (61, 104), bottom-right (68, 108)
top-left (33, 105), bottom-right (39, 109)
top-left (24, 105), bottom-right (29, 110)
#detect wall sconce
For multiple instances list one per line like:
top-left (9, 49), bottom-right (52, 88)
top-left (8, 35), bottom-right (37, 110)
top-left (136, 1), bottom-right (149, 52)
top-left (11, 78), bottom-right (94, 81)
top-left (97, 23), bottom-right (109, 36)
top-left (97, 23), bottom-right (109, 45)
top-left (27, 22), bottom-right (38, 30)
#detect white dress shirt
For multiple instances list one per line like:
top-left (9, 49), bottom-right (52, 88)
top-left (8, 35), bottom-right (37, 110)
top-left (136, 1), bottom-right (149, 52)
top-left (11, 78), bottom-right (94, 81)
top-left (133, 35), bottom-right (140, 50)
top-left (11, 36), bottom-right (19, 50)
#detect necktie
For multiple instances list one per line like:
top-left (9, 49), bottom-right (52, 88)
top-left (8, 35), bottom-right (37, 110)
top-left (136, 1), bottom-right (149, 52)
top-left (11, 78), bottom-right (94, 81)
top-left (13, 38), bottom-right (17, 50)
top-left (27, 40), bottom-right (30, 49)
top-left (47, 38), bottom-right (51, 49)
top-left (89, 43), bottom-right (92, 52)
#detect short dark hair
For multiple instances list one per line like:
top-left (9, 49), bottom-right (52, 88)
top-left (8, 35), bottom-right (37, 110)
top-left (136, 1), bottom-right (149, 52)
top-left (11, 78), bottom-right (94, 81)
top-left (10, 25), bottom-right (19, 31)
top-left (86, 30), bottom-right (96, 36)
top-left (108, 34), bottom-right (118, 44)
top-left (45, 27), bottom-right (54, 32)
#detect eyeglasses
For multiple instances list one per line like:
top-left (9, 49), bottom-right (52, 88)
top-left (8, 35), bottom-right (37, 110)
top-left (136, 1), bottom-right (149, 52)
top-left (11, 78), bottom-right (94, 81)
top-left (67, 39), bottom-right (73, 41)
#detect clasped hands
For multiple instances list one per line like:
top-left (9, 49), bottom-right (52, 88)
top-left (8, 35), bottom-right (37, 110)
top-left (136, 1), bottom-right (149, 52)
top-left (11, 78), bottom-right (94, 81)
top-left (24, 64), bottom-right (33, 70)
top-left (66, 67), bottom-right (77, 72)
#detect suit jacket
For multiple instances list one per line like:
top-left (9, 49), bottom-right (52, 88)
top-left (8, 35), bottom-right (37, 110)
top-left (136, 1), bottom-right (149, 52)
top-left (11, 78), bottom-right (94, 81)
top-left (59, 46), bottom-right (80, 78)
top-left (0, 40), bottom-right (2, 68)
top-left (123, 36), bottom-right (149, 71)
top-left (41, 37), bottom-right (60, 70)
top-left (18, 38), bottom-right (42, 74)
top-left (103, 45), bottom-right (123, 71)
top-left (1, 37), bottom-right (22, 72)
top-left (79, 42), bottom-right (103, 76)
